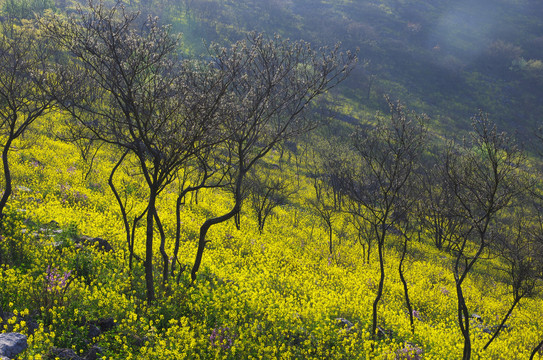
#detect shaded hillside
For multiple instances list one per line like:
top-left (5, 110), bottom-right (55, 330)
top-left (158, 0), bottom-right (543, 136)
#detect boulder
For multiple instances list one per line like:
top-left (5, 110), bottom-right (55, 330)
top-left (0, 333), bottom-right (28, 359)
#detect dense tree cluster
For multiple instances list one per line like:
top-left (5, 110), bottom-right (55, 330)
top-left (1, 0), bottom-right (356, 302)
top-left (308, 108), bottom-right (543, 358)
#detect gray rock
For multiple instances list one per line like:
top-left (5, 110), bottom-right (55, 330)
top-left (48, 347), bottom-right (83, 360)
top-left (0, 332), bottom-right (28, 358)
top-left (335, 317), bottom-right (354, 330)
top-left (84, 345), bottom-right (103, 360)
top-left (76, 235), bottom-right (113, 252)
top-left (471, 313), bottom-right (483, 323)
top-left (87, 324), bottom-right (101, 339)
top-left (91, 317), bottom-right (115, 332)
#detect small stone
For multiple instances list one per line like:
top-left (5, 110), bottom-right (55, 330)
top-left (47, 220), bottom-right (60, 228)
top-left (77, 236), bottom-right (113, 252)
top-left (0, 332), bottom-right (28, 358)
top-left (48, 347), bottom-right (83, 360)
top-left (87, 324), bottom-right (101, 339)
top-left (91, 317), bottom-right (116, 332)
top-left (335, 317), bottom-right (354, 330)
top-left (83, 345), bottom-right (103, 360)
top-left (376, 325), bottom-right (393, 339)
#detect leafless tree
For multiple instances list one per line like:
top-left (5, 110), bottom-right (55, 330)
top-left (306, 142), bottom-right (346, 256)
top-left (246, 164), bottom-right (294, 234)
top-left (190, 33), bottom-right (357, 281)
top-left (40, 0), bottom-right (230, 302)
top-left (335, 98), bottom-right (427, 342)
top-left (0, 17), bottom-right (55, 219)
top-left (419, 164), bottom-right (466, 252)
top-left (435, 113), bottom-right (527, 360)
top-left (483, 207), bottom-right (542, 350)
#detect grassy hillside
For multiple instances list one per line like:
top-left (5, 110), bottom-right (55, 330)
top-left (1, 0), bottom-right (543, 359)
top-left (1, 113), bottom-right (542, 359)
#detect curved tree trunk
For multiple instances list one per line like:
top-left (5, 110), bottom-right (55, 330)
top-left (191, 171), bottom-right (244, 281)
top-left (530, 338), bottom-right (543, 360)
top-left (171, 193), bottom-right (185, 277)
top-left (399, 235), bottom-right (414, 333)
top-left (108, 151), bottom-right (132, 267)
top-left (483, 296), bottom-right (521, 350)
top-left (154, 210), bottom-right (168, 285)
top-left (191, 202), bottom-right (240, 281)
top-left (371, 233), bottom-right (386, 343)
top-left (0, 139), bottom-right (14, 219)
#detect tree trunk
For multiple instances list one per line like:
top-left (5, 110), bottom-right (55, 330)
top-left (399, 235), bottom-right (414, 333)
top-left (455, 280), bottom-right (471, 360)
top-left (171, 193), bottom-right (184, 277)
top-left (0, 139), bottom-right (14, 219)
top-left (257, 209), bottom-right (264, 234)
top-left (483, 295), bottom-right (521, 350)
top-left (191, 202), bottom-right (240, 281)
top-left (145, 188), bottom-right (157, 303)
top-left (371, 235), bottom-right (385, 342)
top-left (234, 211), bottom-right (241, 230)
top-left (191, 171), bottom-right (244, 281)
top-left (154, 210), bottom-right (168, 285)
top-left (328, 221), bottom-right (333, 255)
top-left (530, 338), bottom-right (543, 360)
top-left (108, 151), bottom-right (132, 268)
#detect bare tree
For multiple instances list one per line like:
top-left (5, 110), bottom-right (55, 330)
top-left (170, 150), bottom-right (228, 280)
top-left (0, 17), bottom-right (55, 219)
top-left (435, 113), bottom-right (526, 360)
top-left (336, 98), bottom-right (427, 342)
top-left (246, 164), bottom-right (294, 234)
top-left (308, 172), bottom-right (339, 255)
top-left (419, 164), bottom-right (466, 252)
top-left (190, 33), bottom-right (357, 281)
top-left (41, 0), bottom-right (230, 302)
top-left (483, 208), bottom-right (542, 350)
top-left (306, 142), bottom-right (345, 256)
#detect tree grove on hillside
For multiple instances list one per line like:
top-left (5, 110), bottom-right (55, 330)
top-left (334, 99), bottom-right (427, 341)
top-left (190, 33), bottom-right (357, 281)
top-left (41, 1), bottom-right (231, 302)
top-left (427, 114), bottom-right (527, 360)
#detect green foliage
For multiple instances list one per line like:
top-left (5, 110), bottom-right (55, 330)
top-left (0, 0), bottom-right (54, 19)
